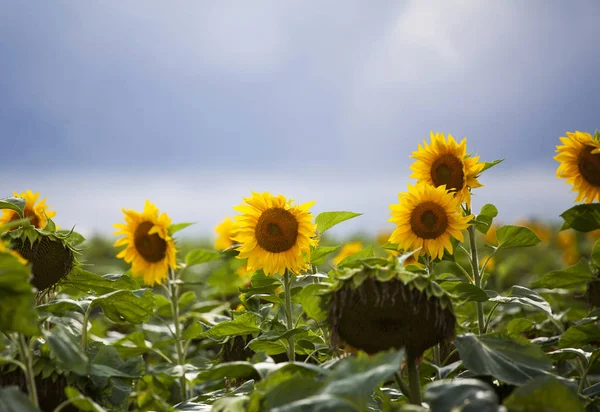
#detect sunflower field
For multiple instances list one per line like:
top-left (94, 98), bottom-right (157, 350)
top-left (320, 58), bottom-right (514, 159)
top-left (1, 131), bottom-right (600, 412)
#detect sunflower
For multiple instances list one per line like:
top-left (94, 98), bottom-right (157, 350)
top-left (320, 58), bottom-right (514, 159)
top-left (555, 131), bottom-right (600, 203)
top-left (0, 190), bottom-right (56, 230)
top-left (333, 241), bottom-right (363, 265)
top-left (389, 183), bottom-right (472, 260)
top-left (113, 200), bottom-right (177, 285)
top-left (232, 192), bottom-right (317, 276)
top-left (215, 217), bottom-right (235, 251)
top-left (410, 132), bottom-right (484, 206)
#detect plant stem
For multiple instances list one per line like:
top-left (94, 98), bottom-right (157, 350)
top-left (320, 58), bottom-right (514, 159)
top-left (81, 306), bottom-right (91, 352)
top-left (468, 225), bottom-right (485, 334)
top-left (282, 270), bottom-right (296, 362)
top-left (167, 268), bottom-right (188, 400)
top-left (17, 334), bottom-right (38, 408)
top-left (433, 344), bottom-right (441, 379)
top-left (394, 371), bottom-right (411, 401)
top-left (406, 354), bottom-right (422, 405)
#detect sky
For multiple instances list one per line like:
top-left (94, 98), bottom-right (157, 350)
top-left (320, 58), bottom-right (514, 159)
top-left (1, 1), bottom-right (599, 239)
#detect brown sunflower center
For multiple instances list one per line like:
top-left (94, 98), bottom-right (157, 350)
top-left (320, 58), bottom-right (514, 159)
top-left (430, 154), bottom-right (465, 192)
top-left (578, 145), bottom-right (600, 187)
top-left (9, 208), bottom-right (40, 228)
top-left (410, 201), bottom-right (449, 239)
top-left (255, 207), bottom-right (298, 253)
top-left (134, 221), bottom-right (167, 263)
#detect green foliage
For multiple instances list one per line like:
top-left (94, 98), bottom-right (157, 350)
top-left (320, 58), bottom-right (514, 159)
top-left (495, 225), bottom-right (541, 250)
top-left (480, 159), bottom-right (504, 173)
top-left (0, 253), bottom-right (39, 335)
top-left (315, 211), bottom-right (362, 234)
top-left (0, 197), bottom-right (26, 217)
top-left (424, 379), bottom-right (499, 412)
top-left (185, 248), bottom-right (222, 266)
top-left (560, 204), bottom-right (600, 232)
top-left (0, 386), bottom-right (38, 412)
top-left (531, 259), bottom-right (594, 289)
top-left (474, 204), bottom-right (498, 235)
top-left (503, 376), bottom-right (583, 412)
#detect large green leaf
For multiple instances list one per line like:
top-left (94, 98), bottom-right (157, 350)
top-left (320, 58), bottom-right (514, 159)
top-left (560, 204), bottom-right (600, 232)
top-left (315, 211), bottom-right (362, 234)
top-left (61, 268), bottom-right (139, 295)
top-left (530, 259), bottom-right (594, 289)
top-left (169, 222), bottom-right (194, 234)
top-left (0, 386), bottom-right (38, 412)
top-left (46, 325), bottom-right (89, 375)
top-left (91, 289), bottom-right (155, 324)
top-left (293, 283), bottom-right (329, 321)
top-left (64, 387), bottom-right (107, 412)
top-left (194, 362), bottom-right (259, 382)
top-left (495, 225), bottom-right (541, 250)
top-left (189, 312), bottom-right (261, 340)
top-left (592, 240), bottom-right (600, 267)
top-left (0, 197), bottom-right (26, 217)
top-left (559, 323), bottom-right (600, 349)
top-left (452, 284), bottom-right (489, 302)
top-left (0, 253), bottom-right (39, 335)
top-left (455, 334), bottom-right (552, 386)
top-left (185, 248), bottom-right (222, 267)
top-left (488, 286), bottom-right (552, 316)
top-left (474, 204), bottom-right (499, 235)
top-left (502, 375), bottom-right (583, 412)
top-left (424, 379), bottom-right (500, 412)
top-left (310, 245), bottom-right (341, 266)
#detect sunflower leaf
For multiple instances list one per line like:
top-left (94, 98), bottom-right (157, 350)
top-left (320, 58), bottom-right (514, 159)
top-left (530, 258), bottom-right (594, 289)
top-left (185, 248), bottom-right (221, 267)
top-left (474, 204), bottom-right (498, 234)
top-left (315, 211), bottom-right (362, 234)
top-left (479, 159), bottom-right (504, 173)
top-left (0, 387), bottom-right (39, 412)
top-left (424, 379), bottom-right (499, 412)
top-left (311, 245), bottom-right (341, 266)
top-left (91, 289), bottom-right (155, 324)
top-left (0, 197), bottom-right (26, 217)
top-left (495, 225), bottom-right (541, 250)
top-left (169, 222), bottom-right (194, 235)
top-left (560, 204), bottom-right (600, 232)
top-left (503, 376), bottom-right (584, 412)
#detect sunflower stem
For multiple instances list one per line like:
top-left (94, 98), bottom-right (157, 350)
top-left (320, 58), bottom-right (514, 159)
top-left (406, 354), bottom-right (422, 405)
top-left (394, 371), bottom-right (411, 401)
top-left (282, 270), bottom-right (296, 362)
top-left (81, 305), bottom-right (91, 352)
top-left (17, 334), bottom-right (39, 408)
top-left (167, 268), bottom-right (188, 401)
top-left (467, 225), bottom-right (485, 334)
top-left (433, 344), bottom-right (441, 379)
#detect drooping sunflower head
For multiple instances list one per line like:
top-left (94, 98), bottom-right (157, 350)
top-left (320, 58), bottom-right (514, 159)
top-left (0, 190), bottom-right (56, 230)
top-left (328, 261), bottom-right (456, 357)
top-left (232, 191), bottom-right (317, 276)
top-left (389, 183), bottom-right (472, 260)
top-left (410, 132), bottom-right (484, 206)
top-left (555, 131), bottom-right (600, 204)
top-left (215, 217), bottom-right (235, 251)
top-left (113, 200), bottom-right (177, 286)
top-left (333, 241), bottom-right (363, 265)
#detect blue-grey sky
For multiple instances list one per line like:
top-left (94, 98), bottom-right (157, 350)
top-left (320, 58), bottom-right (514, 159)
top-left (1, 1), bottom-right (599, 238)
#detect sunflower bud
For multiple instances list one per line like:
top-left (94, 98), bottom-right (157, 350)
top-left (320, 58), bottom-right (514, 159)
top-left (328, 261), bottom-right (455, 358)
top-left (12, 235), bottom-right (74, 291)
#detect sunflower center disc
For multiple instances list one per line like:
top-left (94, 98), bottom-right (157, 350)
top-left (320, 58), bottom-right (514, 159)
top-left (134, 221), bottom-right (167, 263)
top-left (578, 145), bottom-right (600, 187)
top-left (255, 207), bottom-right (298, 253)
top-left (431, 154), bottom-right (465, 192)
top-left (410, 201), bottom-right (449, 239)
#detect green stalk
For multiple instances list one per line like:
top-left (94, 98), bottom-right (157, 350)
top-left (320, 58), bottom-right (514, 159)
top-left (282, 270), bottom-right (296, 362)
top-left (17, 334), bottom-right (38, 408)
top-left (406, 354), bottom-right (422, 405)
top-left (433, 344), bottom-right (441, 379)
top-left (467, 225), bottom-right (485, 334)
top-left (394, 371), bottom-right (411, 401)
top-left (81, 306), bottom-right (91, 352)
top-left (167, 268), bottom-right (188, 400)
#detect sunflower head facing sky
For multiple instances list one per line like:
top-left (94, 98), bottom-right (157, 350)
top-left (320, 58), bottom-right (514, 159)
top-left (0, 190), bottom-right (56, 230)
top-left (114, 200), bottom-right (177, 286)
top-left (232, 191), bottom-right (317, 276)
top-left (389, 183), bottom-right (472, 260)
top-left (555, 130), bottom-right (600, 204)
top-left (410, 132), bottom-right (484, 207)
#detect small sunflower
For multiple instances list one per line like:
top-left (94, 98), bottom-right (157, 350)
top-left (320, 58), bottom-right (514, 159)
top-left (215, 217), bottom-right (235, 251)
top-left (232, 191), bottom-right (317, 276)
top-left (389, 183), bottom-right (472, 260)
top-left (113, 200), bottom-right (177, 285)
top-left (333, 241), bottom-right (363, 265)
top-left (555, 131), bottom-right (600, 203)
top-left (410, 132), bottom-right (484, 206)
top-left (0, 190), bottom-right (56, 230)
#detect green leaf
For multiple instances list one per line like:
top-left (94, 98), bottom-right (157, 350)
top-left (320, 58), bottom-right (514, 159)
top-left (37, 298), bottom-right (86, 316)
top-left (46, 325), bottom-right (89, 376)
top-left (0, 197), bottom-right (26, 217)
top-left (294, 283), bottom-right (329, 321)
top-left (61, 268), bottom-right (139, 295)
top-left (506, 318), bottom-right (535, 336)
top-left (489, 286), bottom-right (552, 317)
top-left (64, 387), bottom-right (107, 412)
top-left (169, 222), bottom-right (194, 234)
top-left (503, 375), bottom-right (583, 412)
top-left (248, 339), bottom-right (287, 355)
top-left (211, 396), bottom-right (249, 412)
top-left (530, 259), bottom-right (594, 289)
top-left (559, 323), bottom-right (600, 349)
top-left (495, 225), bottom-right (541, 250)
top-left (194, 362), bottom-right (259, 383)
top-left (249, 327), bottom-right (308, 343)
top-left (185, 248), bottom-right (222, 267)
top-left (560, 204), bottom-right (600, 232)
top-left (455, 333), bottom-right (553, 386)
top-left (310, 245), bottom-right (341, 266)
top-left (338, 245), bottom-right (374, 266)
top-left (480, 159), bottom-right (504, 173)
top-left (424, 379), bottom-right (499, 412)
top-left (0, 252), bottom-right (40, 335)
top-left (474, 204), bottom-right (499, 235)
top-left (91, 289), bottom-right (155, 324)
top-left (592, 240), bottom-right (600, 267)
top-left (452, 283), bottom-right (489, 302)
top-left (0, 386), bottom-right (39, 412)
top-left (196, 312), bottom-right (261, 340)
top-left (315, 211), bottom-right (362, 234)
